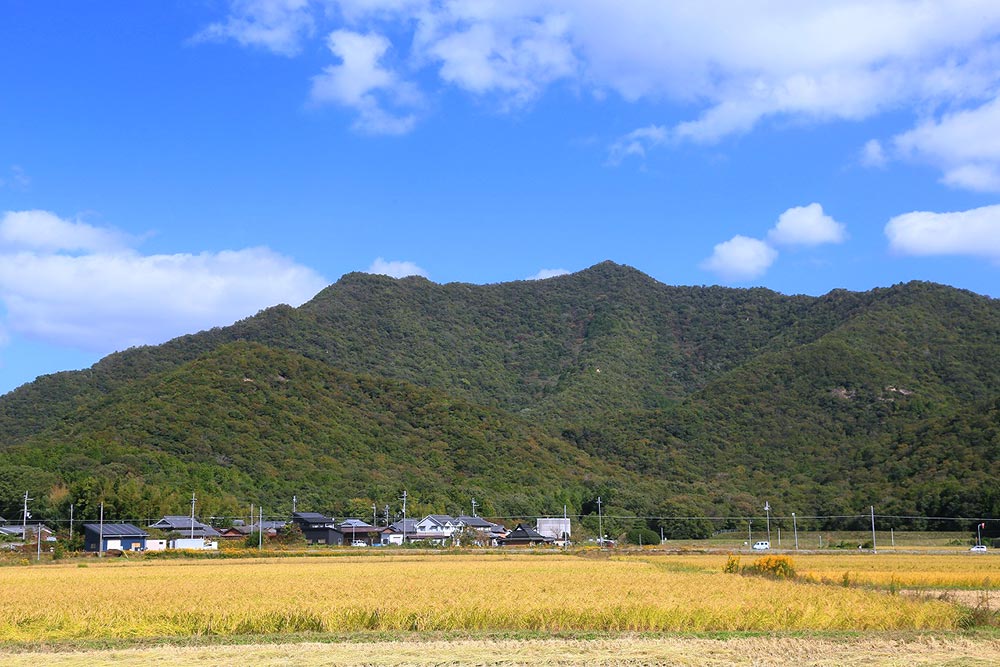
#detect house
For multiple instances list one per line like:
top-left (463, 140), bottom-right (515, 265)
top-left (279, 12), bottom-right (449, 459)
top-left (292, 512), bottom-right (345, 545)
top-left (219, 519), bottom-right (289, 540)
top-left (82, 523), bottom-right (148, 552)
top-left (148, 515), bottom-right (221, 539)
top-left (498, 523), bottom-right (553, 547)
top-left (536, 517), bottom-right (572, 546)
top-left (381, 518), bottom-right (419, 545)
top-left (0, 524), bottom-right (56, 542)
top-left (415, 515), bottom-right (460, 537)
top-left (455, 515), bottom-right (506, 546)
top-left (337, 518), bottom-right (380, 545)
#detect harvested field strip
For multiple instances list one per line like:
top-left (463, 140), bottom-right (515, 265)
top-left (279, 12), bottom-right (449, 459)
top-left (2, 634), bottom-right (1000, 666)
top-left (0, 555), bottom-right (959, 641)
top-left (659, 552), bottom-right (1000, 589)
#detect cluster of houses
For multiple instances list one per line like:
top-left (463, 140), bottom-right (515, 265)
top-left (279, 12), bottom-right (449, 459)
top-left (1, 512), bottom-right (572, 553)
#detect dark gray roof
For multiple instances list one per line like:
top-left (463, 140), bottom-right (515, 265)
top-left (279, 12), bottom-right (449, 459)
top-left (293, 512), bottom-right (335, 525)
top-left (502, 523), bottom-right (551, 542)
top-left (421, 514), bottom-right (456, 526)
top-left (148, 516), bottom-right (220, 537)
top-left (388, 518), bottom-right (419, 533)
top-left (338, 518), bottom-right (375, 529)
top-left (456, 515), bottom-right (497, 529)
top-left (83, 523), bottom-right (149, 537)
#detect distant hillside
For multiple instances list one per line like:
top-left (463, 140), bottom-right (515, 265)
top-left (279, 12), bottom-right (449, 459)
top-left (1, 262), bottom-right (997, 533)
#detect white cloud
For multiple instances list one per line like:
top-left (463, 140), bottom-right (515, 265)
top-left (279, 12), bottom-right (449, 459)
top-left (310, 29), bottom-right (419, 134)
top-left (201, 1), bottom-right (1000, 145)
top-left (607, 125), bottom-right (668, 165)
top-left (768, 203), bottom-right (847, 247)
top-left (893, 96), bottom-right (1000, 191)
top-left (0, 165), bottom-right (29, 190)
top-left (885, 204), bottom-right (1000, 259)
top-left (527, 268), bottom-right (570, 280)
top-left (0, 210), bottom-right (127, 253)
top-left (861, 139), bottom-right (887, 168)
top-left (365, 257), bottom-right (428, 278)
top-left (0, 210), bottom-right (327, 352)
top-left (700, 235), bottom-right (778, 282)
top-left (195, 0), bottom-right (314, 56)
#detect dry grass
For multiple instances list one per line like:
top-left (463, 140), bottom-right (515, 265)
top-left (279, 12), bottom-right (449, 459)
top-left (2, 634), bottom-right (999, 666)
top-left (0, 554), bottom-right (960, 642)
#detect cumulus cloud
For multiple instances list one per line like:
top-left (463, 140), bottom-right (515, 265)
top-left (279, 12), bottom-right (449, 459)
top-left (0, 210), bottom-right (128, 253)
top-left (885, 204), bottom-right (1000, 259)
top-left (310, 29), bottom-right (419, 134)
top-left (700, 235), bottom-right (778, 282)
top-left (0, 210), bottom-right (327, 352)
top-left (194, 0), bottom-right (314, 56)
top-left (527, 268), bottom-right (570, 280)
top-left (893, 96), bottom-right (1000, 191)
top-left (200, 1), bottom-right (1000, 151)
top-left (768, 203), bottom-right (847, 247)
top-left (365, 257), bottom-right (428, 278)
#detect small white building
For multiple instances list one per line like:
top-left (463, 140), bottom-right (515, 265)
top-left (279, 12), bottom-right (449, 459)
top-left (169, 538), bottom-right (218, 550)
top-left (536, 518), bottom-right (571, 545)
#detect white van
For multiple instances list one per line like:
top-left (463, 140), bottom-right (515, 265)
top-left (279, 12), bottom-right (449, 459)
top-left (752, 541), bottom-right (770, 550)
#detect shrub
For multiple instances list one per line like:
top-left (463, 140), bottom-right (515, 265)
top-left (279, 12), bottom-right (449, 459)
top-left (723, 554), bottom-right (740, 573)
top-left (742, 555), bottom-right (796, 579)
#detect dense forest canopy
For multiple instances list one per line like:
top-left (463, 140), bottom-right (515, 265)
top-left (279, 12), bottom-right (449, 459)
top-left (1, 262), bottom-right (997, 537)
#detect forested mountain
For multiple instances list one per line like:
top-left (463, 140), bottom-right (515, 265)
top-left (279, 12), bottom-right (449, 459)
top-left (1, 262), bottom-right (997, 534)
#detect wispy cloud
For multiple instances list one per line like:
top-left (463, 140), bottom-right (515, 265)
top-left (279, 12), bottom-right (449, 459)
top-left (527, 268), bottom-right (570, 280)
top-left (310, 29), bottom-right (420, 134)
top-left (199, 1), bottom-right (1000, 160)
top-left (193, 0), bottom-right (314, 56)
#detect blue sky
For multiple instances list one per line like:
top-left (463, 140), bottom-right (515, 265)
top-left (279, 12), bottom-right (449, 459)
top-left (2, 0), bottom-right (1000, 395)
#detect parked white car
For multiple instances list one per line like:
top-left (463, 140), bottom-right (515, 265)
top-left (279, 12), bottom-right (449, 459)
top-left (970, 544), bottom-right (988, 553)
top-left (351, 540), bottom-right (367, 547)
top-left (752, 541), bottom-right (770, 550)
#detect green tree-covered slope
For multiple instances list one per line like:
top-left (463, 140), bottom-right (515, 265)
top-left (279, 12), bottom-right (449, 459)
top-left (1, 262), bottom-right (997, 529)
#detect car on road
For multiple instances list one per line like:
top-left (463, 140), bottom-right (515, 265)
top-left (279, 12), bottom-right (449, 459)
top-left (970, 544), bottom-right (988, 553)
top-left (752, 541), bottom-right (770, 550)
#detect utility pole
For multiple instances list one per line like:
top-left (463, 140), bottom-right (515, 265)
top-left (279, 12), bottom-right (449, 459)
top-left (69, 503), bottom-right (74, 541)
top-left (22, 491), bottom-right (31, 538)
top-left (764, 501), bottom-right (771, 544)
top-left (190, 493), bottom-right (197, 539)
top-left (597, 496), bottom-right (603, 548)
top-left (384, 505), bottom-right (390, 528)
top-left (792, 512), bottom-right (798, 550)
top-left (400, 490), bottom-right (408, 544)
top-left (870, 506), bottom-right (877, 554)
top-left (99, 501), bottom-right (104, 558)
top-left (471, 497), bottom-right (478, 518)
top-left (292, 495), bottom-right (297, 514)
top-left (259, 506), bottom-right (263, 550)
top-left (373, 503), bottom-right (377, 527)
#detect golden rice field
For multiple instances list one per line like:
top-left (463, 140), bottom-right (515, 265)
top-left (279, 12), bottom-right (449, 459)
top-left (0, 553), bottom-right (969, 642)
